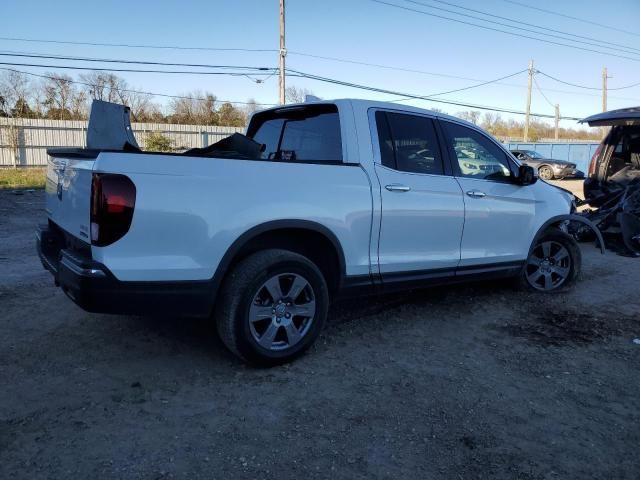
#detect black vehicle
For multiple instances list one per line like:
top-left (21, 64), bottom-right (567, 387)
top-left (510, 149), bottom-right (578, 180)
top-left (581, 107), bottom-right (640, 207)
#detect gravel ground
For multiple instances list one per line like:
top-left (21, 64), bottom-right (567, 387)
top-left (1, 187), bottom-right (639, 480)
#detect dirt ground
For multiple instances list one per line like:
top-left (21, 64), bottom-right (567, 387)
top-left (1, 186), bottom-right (639, 480)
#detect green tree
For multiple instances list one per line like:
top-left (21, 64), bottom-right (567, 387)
top-left (0, 95), bottom-right (8, 117)
top-left (144, 131), bottom-right (173, 152)
top-left (11, 98), bottom-right (38, 118)
top-left (217, 102), bottom-right (245, 127)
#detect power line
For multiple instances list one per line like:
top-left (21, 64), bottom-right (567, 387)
top-left (0, 51), bottom-right (273, 72)
top-left (286, 68), bottom-right (582, 120)
top-left (0, 36), bottom-right (279, 53)
top-left (536, 70), bottom-right (640, 91)
top-left (6, 47), bottom-right (517, 85)
top-left (12, 48), bottom-right (639, 93)
top-left (388, 69), bottom-right (528, 102)
top-left (402, 0), bottom-right (640, 56)
top-left (502, 0), bottom-right (640, 38)
top-left (0, 67), bottom-right (277, 106)
top-left (0, 60), bottom-right (275, 77)
top-left (371, 0), bottom-right (640, 63)
top-left (4, 57), bottom-right (638, 112)
top-left (288, 51), bottom-right (640, 101)
top-left (0, 61), bottom-right (627, 120)
top-left (289, 51), bottom-right (502, 81)
top-left (532, 75), bottom-right (556, 109)
top-left (4, 40), bottom-right (639, 97)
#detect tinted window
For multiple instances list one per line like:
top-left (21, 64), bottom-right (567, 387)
top-left (248, 105), bottom-right (342, 162)
top-left (279, 113), bottom-right (342, 161)
top-left (442, 121), bottom-right (512, 180)
top-left (375, 111), bottom-right (444, 175)
top-left (252, 118), bottom-right (285, 160)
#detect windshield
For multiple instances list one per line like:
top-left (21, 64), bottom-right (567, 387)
top-left (524, 150), bottom-right (544, 159)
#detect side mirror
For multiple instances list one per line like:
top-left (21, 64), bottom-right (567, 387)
top-left (517, 164), bottom-right (537, 185)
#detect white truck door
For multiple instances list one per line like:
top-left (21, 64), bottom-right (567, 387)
top-left (373, 111), bottom-right (465, 277)
top-left (439, 119), bottom-right (537, 267)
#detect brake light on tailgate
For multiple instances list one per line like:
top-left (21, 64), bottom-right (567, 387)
top-left (90, 173), bottom-right (136, 246)
top-left (588, 144), bottom-right (603, 177)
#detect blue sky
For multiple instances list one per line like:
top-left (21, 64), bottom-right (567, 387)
top-left (3, 0), bottom-right (640, 129)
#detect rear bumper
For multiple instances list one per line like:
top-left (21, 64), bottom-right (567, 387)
top-left (36, 225), bottom-right (212, 317)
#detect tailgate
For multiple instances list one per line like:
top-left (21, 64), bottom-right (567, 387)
top-left (580, 107), bottom-right (640, 127)
top-left (45, 150), bottom-right (96, 243)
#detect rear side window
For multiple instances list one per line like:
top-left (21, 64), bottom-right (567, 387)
top-left (248, 105), bottom-right (342, 162)
top-left (375, 111), bottom-right (444, 175)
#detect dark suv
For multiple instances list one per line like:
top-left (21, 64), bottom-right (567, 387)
top-left (581, 107), bottom-right (640, 207)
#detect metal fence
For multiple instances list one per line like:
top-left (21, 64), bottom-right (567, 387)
top-left (0, 118), bottom-right (243, 167)
top-left (0, 118), bottom-right (602, 173)
top-left (503, 141), bottom-right (600, 173)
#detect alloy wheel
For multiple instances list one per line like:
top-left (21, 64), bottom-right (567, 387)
top-left (538, 166), bottom-right (554, 180)
top-left (525, 240), bottom-right (571, 291)
top-left (248, 273), bottom-right (316, 351)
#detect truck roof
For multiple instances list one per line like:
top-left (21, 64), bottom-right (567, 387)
top-left (252, 98), bottom-right (478, 129)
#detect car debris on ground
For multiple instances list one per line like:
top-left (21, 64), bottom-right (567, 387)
top-left (571, 181), bottom-right (640, 256)
top-left (570, 107), bottom-right (640, 256)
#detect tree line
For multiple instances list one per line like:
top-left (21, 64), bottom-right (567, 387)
top-left (0, 70), bottom-right (257, 127)
top-left (0, 70), bottom-right (600, 140)
top-left (452, 110), bottom-right (600, 141)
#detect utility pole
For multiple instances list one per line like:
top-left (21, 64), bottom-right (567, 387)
top-left (554, 104), bottom-right (560, 141)
top-left (602, 67), bottom-right (608, 112)
top-left (279, 0), bottom-right (286, 105)
top-left (524, 59), bottom-right (534, 142)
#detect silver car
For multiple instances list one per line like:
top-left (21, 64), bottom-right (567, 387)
top-left (510, 150), bottom-right (578, 180)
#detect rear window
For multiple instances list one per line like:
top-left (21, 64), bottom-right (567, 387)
top-left (247, 105), bottom-right (342, 162)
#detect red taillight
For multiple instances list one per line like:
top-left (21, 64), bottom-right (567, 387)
top-left (91, 173), bottom-right (136, 246)
top-left (588, 143), bottom-right (603, 177)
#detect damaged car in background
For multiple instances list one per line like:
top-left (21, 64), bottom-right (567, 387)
top-left (570, 107), bottom-right (640, 256)
top-left (510, 149), bottom-right (582, 180)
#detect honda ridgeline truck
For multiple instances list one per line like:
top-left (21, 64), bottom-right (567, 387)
top-left (37, 99), bottom-right (600, 365)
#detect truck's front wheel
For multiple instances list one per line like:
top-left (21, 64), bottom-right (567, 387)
top-left (215, 249), bottom-right (329, 366)
top-left (520, 228), bottom-right (581, 292)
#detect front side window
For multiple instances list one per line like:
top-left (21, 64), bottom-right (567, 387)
top-left (248, 105), bottom-right (342, 162)
top-left (441, 121), bottom-right (512, 180)
top-left (375, 111), bottom-right (444, 175)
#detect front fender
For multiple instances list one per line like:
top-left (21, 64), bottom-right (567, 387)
top-left (532, 214), bottom-right (605, 254)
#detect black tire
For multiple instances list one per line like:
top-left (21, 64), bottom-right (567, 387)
top-left (215, 249), bottom-right (329, 366)
top-left (538, 165), bottom-right (554, 180)
top-left (519, 228), bottom-right (582, 292)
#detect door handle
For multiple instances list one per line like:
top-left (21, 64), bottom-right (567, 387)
top-left (385, 184), bottom-right (411, 192)
top-left (466, 190), bottom-right (486, 198)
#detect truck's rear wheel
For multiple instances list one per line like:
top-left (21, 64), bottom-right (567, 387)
top-left (215, 249), bottom-right (329, 366)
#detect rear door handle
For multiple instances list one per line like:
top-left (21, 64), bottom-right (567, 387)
top-left (385, 184), bottom-right (411, 192)
top-left (466, 190), bottom-right (486, 198)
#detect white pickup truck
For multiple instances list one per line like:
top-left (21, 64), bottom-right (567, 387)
top-left (37, 99), bottom-right (601, 365)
